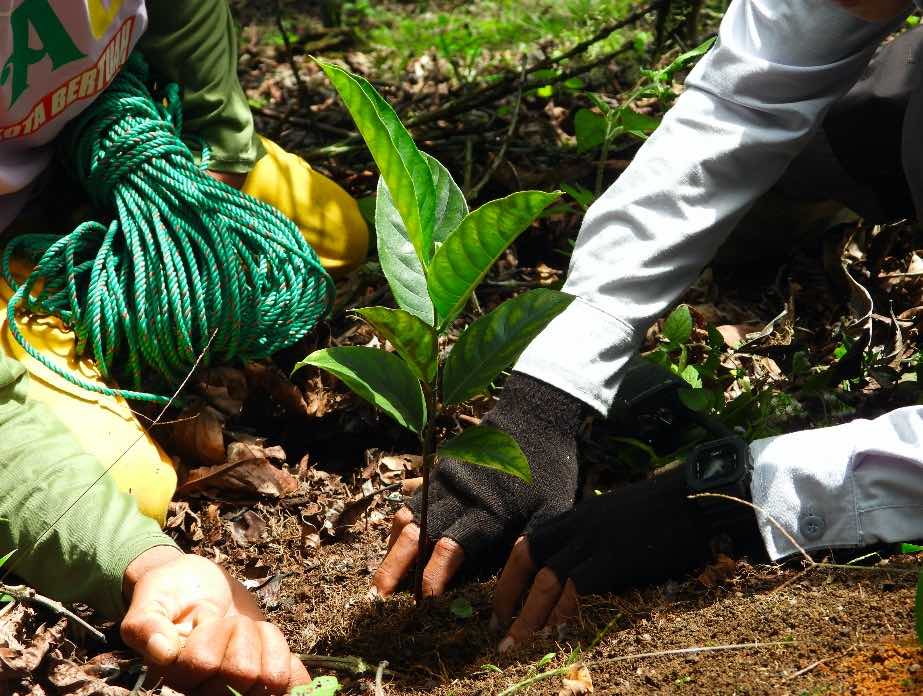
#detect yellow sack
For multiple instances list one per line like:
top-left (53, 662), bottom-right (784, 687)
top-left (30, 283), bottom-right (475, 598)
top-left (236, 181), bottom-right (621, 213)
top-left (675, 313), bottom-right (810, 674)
top-left (0, 259), bottom-right (178, 526)
top-left (243, 137), bottom-right (369, 277)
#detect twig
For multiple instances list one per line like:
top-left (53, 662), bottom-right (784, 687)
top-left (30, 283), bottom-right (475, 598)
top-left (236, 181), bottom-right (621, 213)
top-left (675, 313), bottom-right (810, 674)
top-left (406, 1), bottom-right (666, 128)
top-left (374, 660), bottom-right (389, 696)
top-left (1, 584), bottom-right (105, 642)
top-left (467, 58), bottom-right (528, 200)
top-left (274, 0), bottom-right (311, 107)
top-left (298, 654), bottom-right (394, 677)
top-left (786, 656), bottom-right (832, 680)
top-left (497, 640), bottom-right (796, 696)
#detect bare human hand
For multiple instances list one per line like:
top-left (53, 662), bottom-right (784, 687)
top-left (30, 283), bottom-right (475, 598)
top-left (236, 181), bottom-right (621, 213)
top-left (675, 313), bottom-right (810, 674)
top-left (121, 547), bottom-right (310, 695)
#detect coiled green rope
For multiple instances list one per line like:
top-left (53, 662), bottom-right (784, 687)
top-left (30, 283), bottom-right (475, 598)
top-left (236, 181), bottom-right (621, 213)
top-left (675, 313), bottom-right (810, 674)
top-left (3, 53), bottom-right (334, 404)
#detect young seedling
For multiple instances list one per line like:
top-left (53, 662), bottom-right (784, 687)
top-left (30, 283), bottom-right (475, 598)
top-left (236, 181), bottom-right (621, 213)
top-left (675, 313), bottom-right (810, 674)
top-left (294, 61), bottom-right (573, 600)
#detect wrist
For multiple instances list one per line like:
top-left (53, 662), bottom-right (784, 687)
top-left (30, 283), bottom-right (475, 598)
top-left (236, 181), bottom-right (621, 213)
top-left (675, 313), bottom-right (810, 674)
top-left (122, 545), bottom-right (184, 603)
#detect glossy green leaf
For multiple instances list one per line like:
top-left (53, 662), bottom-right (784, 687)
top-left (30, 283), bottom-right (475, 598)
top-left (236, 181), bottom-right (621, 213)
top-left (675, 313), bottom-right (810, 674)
top-left (437, 425), bottom-right (531, 483)
top-left (319, 61), bottom-right (436, 264)
top-left (442, 289), bottom-right (573, 404)
top-left (293, 347), bottom-right (426, 433)
top-left (620, 109), bottom-right (660, 140)
top-left (355, 306), bottom-right (437, 383)
top-left (663, 304), bottom-right (693, 346)
top-left (428, 191), bottom-right (562, 329)
top-left (902, 543), bottom-right (923, 554)
top-left (574, 108), bottom-right (607, 153)
top-left (0, 549), bottom-right (16, 570)
top-left (679, 364), bottom-right (702, 388)
top-left (376, 153), bottom-right (468, 324)
top-left (678, 387), bottom-right (711, 412)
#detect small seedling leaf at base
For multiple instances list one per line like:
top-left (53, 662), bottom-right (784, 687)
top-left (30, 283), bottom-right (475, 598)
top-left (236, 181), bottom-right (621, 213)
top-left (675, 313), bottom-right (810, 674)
top-left (293, 347), bottom-right (426, 433)
top-left (450, 597), bottom-right (474, 619)
top-left (428, 191), bottom-right (562, 329)
top-left (290, 676), bottom-right (343, 696)
top-left (574, 109), bottom-right (607, 153)
top-left (355, 307), bottom-right (437, 382)
top-left (319, 61), bottom-right (436, 265)
top-left (442, 289), bottom-right (574, 404)
top-left (663, 305), bottom-right (693, 346)
top-left (437, 425), bottom-right (531, 483)
top-left (678, 387), bottom-right (711, 412)
top-left (376, 154), bottom-right (468, 324)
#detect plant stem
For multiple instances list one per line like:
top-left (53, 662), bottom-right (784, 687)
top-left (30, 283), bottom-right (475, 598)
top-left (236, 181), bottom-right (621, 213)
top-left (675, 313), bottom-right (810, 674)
top-left (414, 382), bottom-right (438, 602)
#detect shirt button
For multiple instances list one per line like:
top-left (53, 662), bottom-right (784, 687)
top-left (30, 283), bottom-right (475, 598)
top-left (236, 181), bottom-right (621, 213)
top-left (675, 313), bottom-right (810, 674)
top-left (799, 511), bottom-right (826, 541)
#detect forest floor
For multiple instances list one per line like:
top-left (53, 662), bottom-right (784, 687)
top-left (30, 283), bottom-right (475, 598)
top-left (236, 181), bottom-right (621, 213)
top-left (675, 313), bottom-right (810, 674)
top-left (6, 0), bottom-right (923, 694)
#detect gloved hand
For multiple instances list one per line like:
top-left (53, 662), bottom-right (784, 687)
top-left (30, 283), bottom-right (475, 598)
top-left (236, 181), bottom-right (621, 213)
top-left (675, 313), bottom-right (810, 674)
top-left (491, 462), bottom-right (762, 652)
top-left (373, 372), bottom-right (586, 598)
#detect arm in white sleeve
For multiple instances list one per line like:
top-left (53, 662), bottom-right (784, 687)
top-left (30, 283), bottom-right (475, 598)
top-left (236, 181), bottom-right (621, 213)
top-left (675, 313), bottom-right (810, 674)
top-left (515, 0), bottom-right (908, 413)
top-left (750, 406), bottom-right (923, 560)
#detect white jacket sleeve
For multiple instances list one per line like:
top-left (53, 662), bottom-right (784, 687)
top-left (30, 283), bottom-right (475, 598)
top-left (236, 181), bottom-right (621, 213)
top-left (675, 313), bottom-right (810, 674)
top-left (515, 0), bottom-right (906, 413)
top-left (750, 406), bottom-right (923, 559)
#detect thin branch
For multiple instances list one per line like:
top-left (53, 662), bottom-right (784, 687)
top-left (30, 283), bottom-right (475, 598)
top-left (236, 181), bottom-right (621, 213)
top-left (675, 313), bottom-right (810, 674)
top-left (374, 660), bottom-right (389, 696)
top-left (297, 654), bottom-right (393, 676)
top-left (1, 584), bottom-right (105, 642)
top-left (274, 0), bottom-right (311, 107)
top-left (467, 58), bottom-right (528, 200)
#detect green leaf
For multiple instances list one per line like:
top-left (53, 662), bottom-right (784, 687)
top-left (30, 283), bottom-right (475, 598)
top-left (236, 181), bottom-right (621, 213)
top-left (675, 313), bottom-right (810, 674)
top-left (902, 543), bottom-right (923, 554)
top-left (0, 549), bottom-right (16, 570)
top-left (319, 61), bottom-right (436, 265)
top-left (428, 191), bottom-right (562, 329)
top-left (290, 676), bottom-right (342, 696)
top-left (293, 347), bottom-right (426, 433)
top-left (680, 365), bottom-right (702, 388)
top-left (450, 597), bottom-right (474, 619)
top-left (663, 305), bottom-right (693, 346)
top-left (678, 387), bottom-right (711, 412)
top-left (437, 425), bottom-right (531, 483)
top-left (619, 109), bottom-right (660, 139)
top-left (574, 108), bottom-right (607, 153)
top-left (442, 289), bottom-right (573, 404)
top-left (354, 307), bottom-right (437, 383)
top-left (376, 153), bottom-right (468, 324)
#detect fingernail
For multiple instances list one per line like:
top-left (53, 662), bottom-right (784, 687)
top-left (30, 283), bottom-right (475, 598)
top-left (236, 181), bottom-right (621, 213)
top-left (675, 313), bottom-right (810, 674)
top-left (489, 613), bottom-right (502, 633)
top-left (498, 636), bottom-right (516, 654)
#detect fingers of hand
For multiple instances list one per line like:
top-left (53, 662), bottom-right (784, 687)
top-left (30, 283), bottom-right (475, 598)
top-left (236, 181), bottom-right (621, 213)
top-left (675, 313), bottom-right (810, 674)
top-left (121, 596), bottom-right (182, 666)
top-left (547, 578), bottom-right (579, 630)
top-left (422, 537), bottom-right (464, 597)
top-left (289, 654), bottom-right (312, 690)
top-left (492, 537), bottom-right (537, 630)
top-left (500, 567), bottom-right (566, 653)
top-left (255, 622), bottom-right (295, 694)
top-left (373, 515), bottom-right (420, 597)
top-left (168, 616), bottom-right (236, 691)
top-left (194, 618), bottom-right (262, 696)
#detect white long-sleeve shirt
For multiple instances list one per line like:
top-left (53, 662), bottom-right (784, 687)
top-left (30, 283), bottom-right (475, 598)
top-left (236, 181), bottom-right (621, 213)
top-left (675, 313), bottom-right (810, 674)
top-left (515, 0), bottom-right (923, 559)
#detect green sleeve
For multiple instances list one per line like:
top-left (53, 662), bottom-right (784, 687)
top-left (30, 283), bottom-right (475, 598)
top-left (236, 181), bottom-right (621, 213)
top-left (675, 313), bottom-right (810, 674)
top-left (0, 354), bottom-right (176, 619)
top-left (138, 0), bottom-right (264, 174)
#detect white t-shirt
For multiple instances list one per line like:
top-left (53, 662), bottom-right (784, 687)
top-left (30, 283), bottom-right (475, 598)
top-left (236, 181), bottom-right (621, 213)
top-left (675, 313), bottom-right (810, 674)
top-left (0, 0), bottom-right (147, 232)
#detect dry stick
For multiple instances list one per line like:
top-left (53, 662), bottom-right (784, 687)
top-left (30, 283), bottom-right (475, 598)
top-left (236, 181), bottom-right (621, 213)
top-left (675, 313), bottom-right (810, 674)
top-left (466, 58), bottom-right (528, 200)
top-left (497, 640), bottom-right (796, 696)
top-left (298, 654), bottom-right (394, 677)
top-left (274, 0), bottom-right (311, 108)
top-left (0, 329), bottom-right (220, 630)
top-left (0, 584), bottom-right (104, 642)
top-left (374, 660), bottom-right (389, 696)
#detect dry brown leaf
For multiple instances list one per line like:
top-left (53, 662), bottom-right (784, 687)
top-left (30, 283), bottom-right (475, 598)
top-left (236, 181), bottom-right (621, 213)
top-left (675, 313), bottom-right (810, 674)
top-left (245, 360), bottom-right (314, 418)
top-left (164, 502), bottom-right (204, 542)
top-left (559, 663), bottom-right (593, 695)
top-left (179, 442), bottom-right (298, 498)
top-left (229, 510), bottom-right (267, 547)
top-left (169, 404), bottom-right (226, 467)
top-left (697, 553), bottom-right (738, 588)
top-left (0, 619), bottom-right (65, 679)
top-left (197, 366), bottom-right (249, 417)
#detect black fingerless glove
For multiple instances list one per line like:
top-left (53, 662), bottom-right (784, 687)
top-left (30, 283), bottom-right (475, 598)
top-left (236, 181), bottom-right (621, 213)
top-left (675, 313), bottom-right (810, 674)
top-left (407, 372), bottom-right (586, 566)
top-left (528, 462), bottom-right (763, 594)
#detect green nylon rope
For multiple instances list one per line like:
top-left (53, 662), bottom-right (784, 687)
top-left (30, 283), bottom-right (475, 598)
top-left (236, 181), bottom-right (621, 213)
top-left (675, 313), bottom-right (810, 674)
top-left (2, 53), bottom-right (334, 404)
